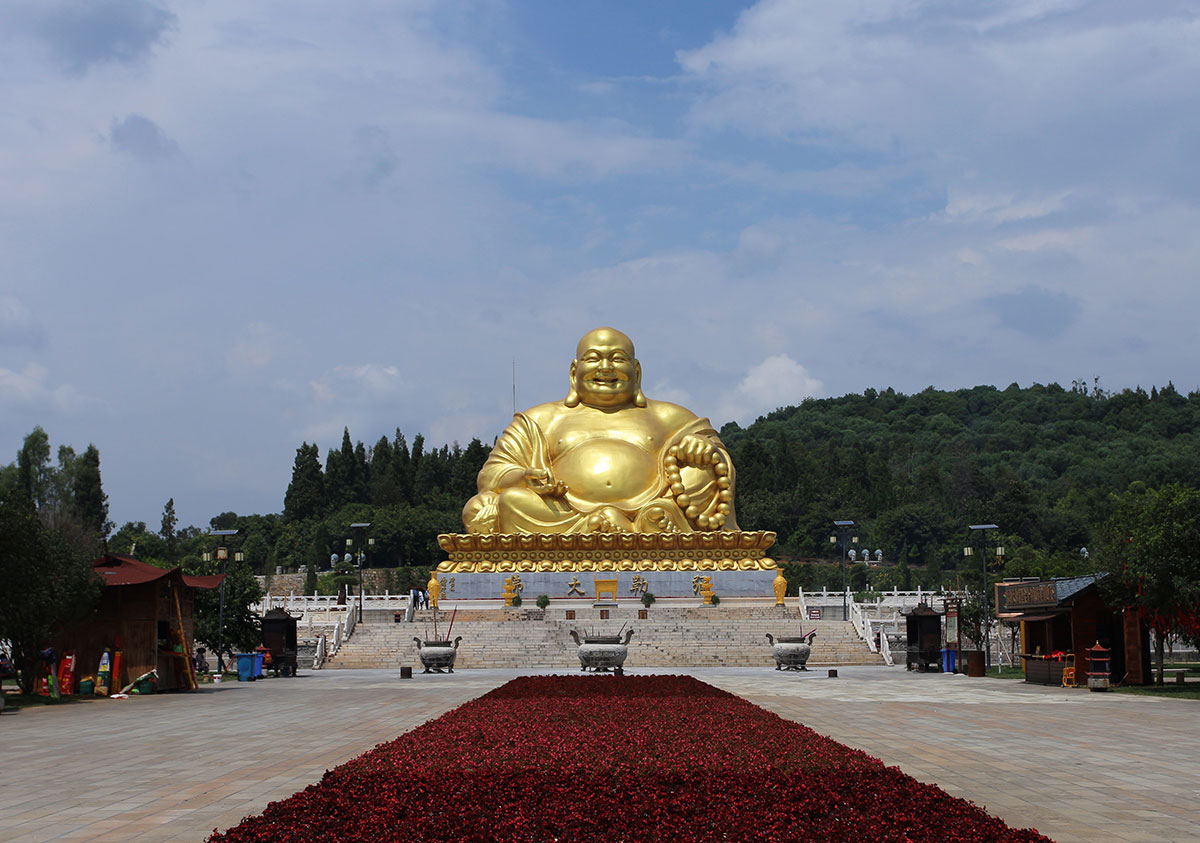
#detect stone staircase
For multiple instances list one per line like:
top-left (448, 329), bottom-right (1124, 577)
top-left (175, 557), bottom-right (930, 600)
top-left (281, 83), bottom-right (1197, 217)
top-left (325, 601), bottom-right (883, 670)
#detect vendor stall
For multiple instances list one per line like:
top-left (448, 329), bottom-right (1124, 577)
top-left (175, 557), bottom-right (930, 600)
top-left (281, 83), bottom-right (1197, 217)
top-left (997, 575), bottom-right (1150, 686)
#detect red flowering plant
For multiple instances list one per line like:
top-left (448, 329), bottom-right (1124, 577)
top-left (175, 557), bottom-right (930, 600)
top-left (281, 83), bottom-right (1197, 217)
top-left (210, 675), bottom-right (1047, 842)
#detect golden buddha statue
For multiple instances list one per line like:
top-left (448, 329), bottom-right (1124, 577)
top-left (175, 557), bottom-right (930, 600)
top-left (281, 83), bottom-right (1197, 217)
top-left (462, 327), bottom-right (738, 535)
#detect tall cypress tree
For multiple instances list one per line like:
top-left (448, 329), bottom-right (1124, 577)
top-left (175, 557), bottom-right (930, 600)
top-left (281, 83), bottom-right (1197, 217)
top-left (353, 440), bottom-right (369, 503)
top-left (160, 497), bottom-right (179, 563)
top-left (392, 430), bottom-right (412, 503)
top-left (73, 444), bottom-right (109, 537)
top-left (284, 443), bottom-right (325, 521)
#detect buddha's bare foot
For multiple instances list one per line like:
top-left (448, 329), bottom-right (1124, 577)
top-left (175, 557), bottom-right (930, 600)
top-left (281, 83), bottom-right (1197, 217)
top-left (646, 506), bottom-right (677, 532)
top-left (586, 507), bottom-right (630, 533)
top-left (634, 501), bottom-right (690, 533)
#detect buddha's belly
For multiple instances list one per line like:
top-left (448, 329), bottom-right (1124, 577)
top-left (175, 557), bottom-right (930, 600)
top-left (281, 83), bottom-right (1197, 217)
top-left (554, 439), bottom-right (658, 504)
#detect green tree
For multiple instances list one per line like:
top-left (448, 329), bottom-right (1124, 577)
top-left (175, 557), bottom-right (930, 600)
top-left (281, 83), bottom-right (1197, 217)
top-left (284, 442), bottom-right (326, 521)
top-left (16, 426), bottom-right (52, 507)
top-left (49, 445), bottom-right (78, 515)
top-left (0, 489), bottom-right (101, 693)
top-left (1094, 482), bottom-right (1200, 684)
top-left (187, 552), bottom-right (263, 663)
top-left (160, 498), bottom-right (179, 563)
top-left (72, 444), bottom-right (110, 537)
top-left (210, 511), bottom-right (238, 531)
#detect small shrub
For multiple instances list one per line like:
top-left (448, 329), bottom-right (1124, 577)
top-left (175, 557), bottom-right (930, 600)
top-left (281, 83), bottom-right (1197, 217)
top-left (511, 594), bottom-right (522, 608)
top-left (641, 592), bottom-right (656, 608)
top-left (535, 594), bottom-right (551, 610)
top-left (710, 594), bottom-right (721, 606)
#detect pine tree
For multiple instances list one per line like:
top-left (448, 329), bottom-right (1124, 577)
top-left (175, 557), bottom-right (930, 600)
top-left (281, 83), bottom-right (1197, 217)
top-left (392, 430), bottom-right (412, 503)
top-left (369, 436), bottom-right (401, 505)
top-left (73, 444), bottom-right (109, 537)
top-left (353, 440), bottom-right (369, 503)
top-left (160, 498), bottom-right (179, 563)
top-left (324, 428), bottom-right (356, 508)
top-left (284, 443), bottom-right (325, 521)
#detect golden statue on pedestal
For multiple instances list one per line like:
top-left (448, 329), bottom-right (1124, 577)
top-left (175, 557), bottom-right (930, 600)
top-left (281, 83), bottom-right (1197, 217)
top-left (463, 327), bottom-right (737, 535)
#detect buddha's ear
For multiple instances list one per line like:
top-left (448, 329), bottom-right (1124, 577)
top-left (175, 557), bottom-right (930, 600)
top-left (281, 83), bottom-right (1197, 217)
top-left (633, 359), bottom-right (646, 407)
top-left (565, 359), bottom-right (580, 407)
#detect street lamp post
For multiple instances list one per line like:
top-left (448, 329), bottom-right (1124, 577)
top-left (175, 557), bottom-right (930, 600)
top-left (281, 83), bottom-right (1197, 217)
top-left (964, 524), bottom-right (1003, 672)
top-left (349, 522), bottom-right (372, 624)
top-left (829, 520), bottom-right (858, 621)
top-left (208, 529), bottom-right (238, 674)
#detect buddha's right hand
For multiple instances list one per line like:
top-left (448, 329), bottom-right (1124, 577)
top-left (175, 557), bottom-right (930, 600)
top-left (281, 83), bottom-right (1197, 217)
top-left (524, 467), bottom-right (568, 497)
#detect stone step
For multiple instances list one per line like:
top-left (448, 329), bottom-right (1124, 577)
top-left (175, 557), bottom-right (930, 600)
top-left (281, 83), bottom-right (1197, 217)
top-left (324, 609), bottom-right (884, 669)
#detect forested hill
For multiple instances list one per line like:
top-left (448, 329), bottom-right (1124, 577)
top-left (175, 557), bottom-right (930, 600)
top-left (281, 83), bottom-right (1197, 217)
top-left (722, 381), bottom-right (1200, 574)
top-left (98, 380), bottom-right (1200, 588)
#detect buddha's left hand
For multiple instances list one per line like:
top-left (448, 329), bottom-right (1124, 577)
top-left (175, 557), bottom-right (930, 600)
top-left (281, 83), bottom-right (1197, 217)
top-left (675, 434), bottom-right (721, 467)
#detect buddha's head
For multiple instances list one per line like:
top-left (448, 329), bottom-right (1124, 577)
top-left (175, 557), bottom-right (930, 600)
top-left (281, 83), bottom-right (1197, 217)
top-left (565, 327), bottom-right (646, 409)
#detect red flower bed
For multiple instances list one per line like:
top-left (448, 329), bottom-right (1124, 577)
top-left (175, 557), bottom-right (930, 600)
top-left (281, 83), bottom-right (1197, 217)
top-left (211, 675), bottom-right (1047, 842)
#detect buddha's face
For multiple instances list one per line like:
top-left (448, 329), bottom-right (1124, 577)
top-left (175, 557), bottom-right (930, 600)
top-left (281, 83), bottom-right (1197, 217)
top-left (570, 328), bottom-right (641, 409)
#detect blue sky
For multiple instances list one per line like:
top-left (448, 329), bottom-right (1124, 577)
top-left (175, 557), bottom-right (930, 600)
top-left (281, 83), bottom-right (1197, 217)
top-left (3, 0), bottom-right (1199, 529)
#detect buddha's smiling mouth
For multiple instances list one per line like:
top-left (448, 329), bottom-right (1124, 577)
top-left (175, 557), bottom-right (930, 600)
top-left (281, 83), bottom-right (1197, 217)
top-left (589, 375), bottom-right (625, 387)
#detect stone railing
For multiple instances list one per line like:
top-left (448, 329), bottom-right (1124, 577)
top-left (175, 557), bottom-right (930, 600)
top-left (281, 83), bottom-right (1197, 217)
top-left (878, 627), bottom-right (894, 666)
top-left (848, 600), bottom-right (870, 646)
top-left (256, 592), bottom-right (411, 614)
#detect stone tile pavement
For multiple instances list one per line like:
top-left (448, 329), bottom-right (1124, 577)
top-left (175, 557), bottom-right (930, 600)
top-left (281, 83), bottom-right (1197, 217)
top-left (1, 666), bottom-right (1197, 841)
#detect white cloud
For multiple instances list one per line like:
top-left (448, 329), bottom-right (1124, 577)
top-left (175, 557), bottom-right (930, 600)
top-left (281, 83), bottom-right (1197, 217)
top-left (942, 190), bottom-right (1072, 226)
top-left (995, 227), bottom-right (1095, 253)
top-left (716, 355), bottom-right (823, 426)
top-left (0, 363), bottom-right (86, 411)
top-left (307, 363), bottom-right (403, 405)
top-left (677, 0), bottom-right (1200, 202)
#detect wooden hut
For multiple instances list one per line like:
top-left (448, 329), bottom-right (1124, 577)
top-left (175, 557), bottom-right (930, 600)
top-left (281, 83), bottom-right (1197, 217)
top-left (62, 555), bottom-right (224, 692)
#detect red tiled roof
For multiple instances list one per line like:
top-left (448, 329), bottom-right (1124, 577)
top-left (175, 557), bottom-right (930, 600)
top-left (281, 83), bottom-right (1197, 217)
top-left (91, 554), bottom-right (225, 589)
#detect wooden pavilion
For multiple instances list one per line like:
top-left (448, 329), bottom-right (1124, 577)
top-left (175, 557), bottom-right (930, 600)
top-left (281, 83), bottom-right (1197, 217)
top-left (60, 554), bottom-right (225, 692)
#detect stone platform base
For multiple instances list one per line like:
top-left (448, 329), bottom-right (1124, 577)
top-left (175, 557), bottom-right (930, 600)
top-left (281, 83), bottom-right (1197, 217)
top-left (433, 530), bottom-right (779, 600)
top-left (434, 569), bottom-right (777, 600)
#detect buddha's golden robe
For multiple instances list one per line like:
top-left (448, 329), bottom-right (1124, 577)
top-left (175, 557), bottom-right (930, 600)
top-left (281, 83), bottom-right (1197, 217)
top-left (462, 399), bottom-right (737, 534)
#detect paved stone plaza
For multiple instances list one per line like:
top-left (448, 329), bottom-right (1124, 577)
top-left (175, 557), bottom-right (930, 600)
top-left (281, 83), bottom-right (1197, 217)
top-left (2, 666), bottom-right (1197, 841)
